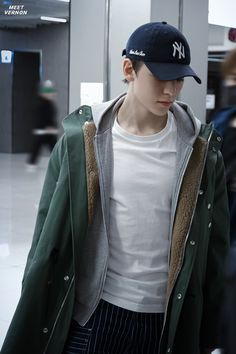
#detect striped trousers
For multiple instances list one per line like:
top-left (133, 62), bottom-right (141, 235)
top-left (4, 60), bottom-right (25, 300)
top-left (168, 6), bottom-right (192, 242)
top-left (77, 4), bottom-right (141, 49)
top-left (63, 299), bottom-right (164, 354)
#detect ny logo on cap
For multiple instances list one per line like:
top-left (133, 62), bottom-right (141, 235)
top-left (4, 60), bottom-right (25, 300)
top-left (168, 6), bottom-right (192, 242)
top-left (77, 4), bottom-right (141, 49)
top-left (172, 42), bottom-right (185, 59)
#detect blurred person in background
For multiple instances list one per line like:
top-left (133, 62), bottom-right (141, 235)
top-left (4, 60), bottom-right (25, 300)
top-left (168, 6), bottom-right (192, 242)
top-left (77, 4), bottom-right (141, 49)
top-left (212, 48), bottom-right (236, 354)
top-left (221, 245), bottom-right (236, 354)
top-left (26, 79), bottom-right (58, 171)
top-left (212, 49), bottom-right (236, 243)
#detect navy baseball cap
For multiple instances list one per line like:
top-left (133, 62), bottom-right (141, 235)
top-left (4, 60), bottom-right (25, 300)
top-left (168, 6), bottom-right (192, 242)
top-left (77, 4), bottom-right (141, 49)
top-left (122, 21), bottom-right (201, 84)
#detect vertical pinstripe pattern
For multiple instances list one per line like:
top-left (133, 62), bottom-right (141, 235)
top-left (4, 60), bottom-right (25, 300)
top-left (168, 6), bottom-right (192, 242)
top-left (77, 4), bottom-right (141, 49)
top-left (63, 300), bottom-right (164, 354)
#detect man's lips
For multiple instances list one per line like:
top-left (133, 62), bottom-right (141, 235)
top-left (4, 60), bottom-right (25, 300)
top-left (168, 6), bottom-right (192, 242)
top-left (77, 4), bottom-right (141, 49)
top-left (158, 101), bottom-right (173, 107)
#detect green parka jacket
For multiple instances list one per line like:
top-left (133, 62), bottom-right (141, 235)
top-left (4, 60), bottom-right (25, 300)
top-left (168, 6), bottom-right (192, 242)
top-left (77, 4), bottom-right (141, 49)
top-left (1, 96), bottom-right (230, 354)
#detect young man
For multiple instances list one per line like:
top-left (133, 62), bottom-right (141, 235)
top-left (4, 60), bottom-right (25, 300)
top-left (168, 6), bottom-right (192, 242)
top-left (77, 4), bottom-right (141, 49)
top-left (1, 22), bottom-right (229, 354)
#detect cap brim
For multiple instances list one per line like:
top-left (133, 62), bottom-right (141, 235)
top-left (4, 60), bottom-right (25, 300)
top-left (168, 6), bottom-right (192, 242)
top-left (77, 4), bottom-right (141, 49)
top-left (145, 62), bottom-right (201, 84)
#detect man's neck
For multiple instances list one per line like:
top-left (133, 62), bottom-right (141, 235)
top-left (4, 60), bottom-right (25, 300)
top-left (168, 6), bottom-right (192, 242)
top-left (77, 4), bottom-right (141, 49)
top-left (117, 95), bottom-right (168, 136)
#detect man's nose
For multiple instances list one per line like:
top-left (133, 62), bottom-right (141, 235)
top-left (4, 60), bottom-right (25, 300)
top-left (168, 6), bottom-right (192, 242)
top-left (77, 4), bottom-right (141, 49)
top-left (163, 80), bottom-right (177, 96)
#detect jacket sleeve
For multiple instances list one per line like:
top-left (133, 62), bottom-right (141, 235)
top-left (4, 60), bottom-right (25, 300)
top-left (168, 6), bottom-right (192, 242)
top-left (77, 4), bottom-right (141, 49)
top-left (22, 135), bottom-right (66, 286)
top-left (200, 150), bottom-right (230, 349)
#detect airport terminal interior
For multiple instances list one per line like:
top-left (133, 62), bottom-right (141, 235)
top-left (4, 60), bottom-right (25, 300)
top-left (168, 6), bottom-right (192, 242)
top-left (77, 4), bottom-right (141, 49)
top-left (0, 0), bottom-right (236, 353)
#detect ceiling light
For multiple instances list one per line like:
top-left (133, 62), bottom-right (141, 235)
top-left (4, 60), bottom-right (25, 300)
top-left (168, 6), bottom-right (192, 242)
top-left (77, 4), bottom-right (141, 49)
top-left (57, 0), bottom-right (70, 2)
top-left (40, 16), bottom-right (67, 23)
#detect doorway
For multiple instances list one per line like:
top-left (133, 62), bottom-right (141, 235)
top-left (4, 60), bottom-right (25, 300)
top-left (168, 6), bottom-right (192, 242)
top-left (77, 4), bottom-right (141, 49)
top-left (12, 51), bottom-right (40, 153)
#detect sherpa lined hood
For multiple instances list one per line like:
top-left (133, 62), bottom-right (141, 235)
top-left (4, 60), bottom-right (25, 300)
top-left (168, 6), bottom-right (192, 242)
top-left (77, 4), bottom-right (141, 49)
top-left (91, 93), bottom-right (202, 147)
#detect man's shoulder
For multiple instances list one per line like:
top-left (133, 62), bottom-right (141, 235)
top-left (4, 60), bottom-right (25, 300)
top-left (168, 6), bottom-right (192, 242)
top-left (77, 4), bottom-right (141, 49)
top-left (64, 105), bottom-right (93, 122)
top-left (198, 122), bottom-right (223, 151)
top-left (62, 105), bottom-right (94, 133)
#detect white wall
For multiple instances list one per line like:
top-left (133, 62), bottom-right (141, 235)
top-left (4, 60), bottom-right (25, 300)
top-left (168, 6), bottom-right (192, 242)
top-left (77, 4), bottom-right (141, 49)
top-left (208, 24), bottom-right (236, 51)
top-left (108, 0), bottom-right (151, 99)
top-left (69, 0), bottom-right (106, 112)
top-left (151, 0), bottom-right (179, 27)
top-left (180, 0), bottom-right (209, 122)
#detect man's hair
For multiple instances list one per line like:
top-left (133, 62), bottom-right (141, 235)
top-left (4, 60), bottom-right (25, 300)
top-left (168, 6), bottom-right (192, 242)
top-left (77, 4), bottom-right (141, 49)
top-left (123, 59), bottom-right (143, 84)
top-left (221, 49), bottom-right (236, 78)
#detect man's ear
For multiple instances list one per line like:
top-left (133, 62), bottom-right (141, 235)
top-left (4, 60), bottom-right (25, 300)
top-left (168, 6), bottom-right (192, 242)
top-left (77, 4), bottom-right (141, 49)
top-left (123, 58), bottom-right (135, 82)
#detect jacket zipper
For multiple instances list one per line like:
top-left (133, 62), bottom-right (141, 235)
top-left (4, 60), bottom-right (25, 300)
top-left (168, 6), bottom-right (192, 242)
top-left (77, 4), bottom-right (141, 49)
top-left (159, 128), bottom-right (213, 353)
top-left (167, 147), bottom-right (193, 266)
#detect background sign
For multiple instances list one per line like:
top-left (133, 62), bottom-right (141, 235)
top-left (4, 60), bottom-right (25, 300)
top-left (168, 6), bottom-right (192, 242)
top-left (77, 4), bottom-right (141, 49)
top-left (1, 50), bottom-right (13, 63)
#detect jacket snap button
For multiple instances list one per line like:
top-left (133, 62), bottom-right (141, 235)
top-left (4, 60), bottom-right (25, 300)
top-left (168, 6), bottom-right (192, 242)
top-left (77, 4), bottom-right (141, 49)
top-left (208, 222), bottom-right (212, 228)
top-left (64, 275), bottom-right (69, 281)
top-left (79, 109), bottom-right (83, 114)
top-left (217, 136), bottom-right (221, 142)
top-left (43, 327), bottom-right (48, 334)
top-left (198, 189), bottom-right (204, 195)
top-left (208, 203), bottom-right (211, 209)
top-left (190, 240), bottom-right (195, 246)
top-left (177, 293), bottom-right (182, 300)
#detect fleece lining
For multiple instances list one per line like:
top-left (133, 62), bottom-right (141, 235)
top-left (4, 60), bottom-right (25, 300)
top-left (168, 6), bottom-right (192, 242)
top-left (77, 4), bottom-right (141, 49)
top-left (83, 121), bottom-right (99, 225)
top-left (166, 136), bottom-right (208, 301)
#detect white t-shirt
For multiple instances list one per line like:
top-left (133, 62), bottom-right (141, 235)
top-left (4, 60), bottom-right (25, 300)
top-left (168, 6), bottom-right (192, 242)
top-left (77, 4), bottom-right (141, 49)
top-left (102, 112), bottom-right (177, 312)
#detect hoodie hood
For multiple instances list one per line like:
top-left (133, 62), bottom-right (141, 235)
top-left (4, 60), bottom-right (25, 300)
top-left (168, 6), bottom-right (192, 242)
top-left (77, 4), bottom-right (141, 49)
top-left (171, 100), bottom-right (202, 146)
top-left (91, 93), bottom-right (126, 131)
top-left (91, 93), bottom-right (202, 146)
